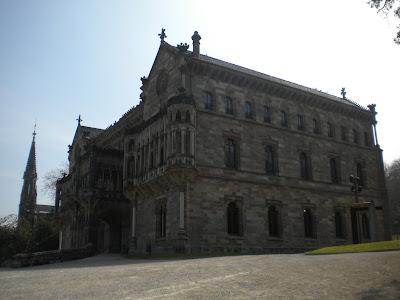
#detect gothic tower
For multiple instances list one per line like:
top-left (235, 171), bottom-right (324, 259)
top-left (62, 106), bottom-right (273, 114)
top-left (18, 127), bottom-right (37, 227)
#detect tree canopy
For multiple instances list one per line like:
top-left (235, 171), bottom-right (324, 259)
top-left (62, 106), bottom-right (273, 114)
top-left (369, 0), bottom-right (400, 44)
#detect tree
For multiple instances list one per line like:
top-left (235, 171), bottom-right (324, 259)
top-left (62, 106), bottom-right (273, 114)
top-left (41, 162), bottom-right (68, 200)
top-left (385, 158), bottom-right (400, 233)
top-left (369, 0), bottom-right (400, 44)
top-left (0, 214), bottom-right (31, 263)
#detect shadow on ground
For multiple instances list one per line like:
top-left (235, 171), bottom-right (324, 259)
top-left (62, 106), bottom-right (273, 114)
top-left (357, 280), bottom-right (400, 300)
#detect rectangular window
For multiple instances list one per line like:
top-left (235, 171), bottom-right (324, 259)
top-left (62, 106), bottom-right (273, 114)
top-left (353, 129), bottom-right (359, 144)
top-left (205, 92), bottom-right (213, 110)
top-left (245, 102), bottom-right (253, 119)
top-left (225, 138), bottom-right (238, 169)
top-left (328, 122), bottom-right (335, 138)
top-left (264, 106), bottom-right (271, 123)
top-left (330, 157), bottom-right (340, 184)
top-left (225, 96), bottom-right (233, 115)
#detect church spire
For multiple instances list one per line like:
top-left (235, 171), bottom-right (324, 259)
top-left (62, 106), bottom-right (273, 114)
top-left (18, 125), bottom-right (38, 227)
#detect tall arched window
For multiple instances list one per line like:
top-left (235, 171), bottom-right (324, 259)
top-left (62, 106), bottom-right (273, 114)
top-left (313, 118), bottom-right (320, 134)
top-left (185, 110), bottom-right (191, 123)
top-left (227, 202), bottom-right (240, 235)
top-left (176, 111), bottom-right (181, 122)
top-left (353, 129), bottom-right (359, 144)
top-left (297, 114), bottom-right (304, 130)
top-left (328, 122), bottom-right (335, 138)
top-left (364, 131), bottom-right (370, 147)
top-left (300, 152), bottom-right (311, 180)
top-left (265, 146), bottom-right (276, 175)
top-left (356, 163), bottom-right (364, 187)
top-left (341, 126), bottom-right (348, 141)
top-left (225, 139), bottom-right (238, 169)
top-left (330, 158), bottom-right (339, 183)
top-left (157, 202), bottom-right (167, 238)
top-left (245, 102), bottom-right (253, 118)
top-left (268, 205), bottom-right (280, 237)
top-left (362, 214), bottom-right (370, 239)
top-left (175, 130), bottom-right (181, 154)
top-left (159, 146), bottom-right (164, 166)
top-left (281, 110), bottom-right (288, 127)
top-left (185, 130), bottom-right (191, 155)
top-left (303, 208), bottom-right (314, 238)
top-left (335, 211), bottom-right (344, 238)
top-left (225, 96), bottom-right (233, 115)
top-left (205, 92), bottom-right (213, 110)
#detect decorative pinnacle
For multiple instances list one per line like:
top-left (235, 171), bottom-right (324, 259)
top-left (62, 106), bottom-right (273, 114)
top-left (158, 28), bottom-right (167, 42)
top-left (32, 122), bottom-right (37, 139)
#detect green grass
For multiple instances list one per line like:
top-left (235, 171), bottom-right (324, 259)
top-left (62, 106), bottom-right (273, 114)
top-left (305, 239), bottom-right (400, 255)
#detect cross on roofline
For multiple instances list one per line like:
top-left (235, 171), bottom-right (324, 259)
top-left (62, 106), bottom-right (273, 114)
top-left (76, 114), bottom-right (83, 126)
top-left (341, 87), bottom-right (347, 99)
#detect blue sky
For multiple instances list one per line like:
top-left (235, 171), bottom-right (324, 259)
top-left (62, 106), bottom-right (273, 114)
top-left (1, 0), bottom-right (399, 216)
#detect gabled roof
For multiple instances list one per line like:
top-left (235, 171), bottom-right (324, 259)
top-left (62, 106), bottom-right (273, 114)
top-left (187, 49), bottom-right (366, 110)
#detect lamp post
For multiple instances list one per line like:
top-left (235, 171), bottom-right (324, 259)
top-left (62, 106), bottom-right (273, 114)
top-left (349, 175), bottom-right (363, 203)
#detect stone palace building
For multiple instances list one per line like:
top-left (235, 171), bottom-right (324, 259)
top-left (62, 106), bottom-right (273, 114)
top-left (55, 30), bottom-right (391, 254)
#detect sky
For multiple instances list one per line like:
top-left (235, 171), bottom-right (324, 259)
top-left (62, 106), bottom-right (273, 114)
top-left (0, 0), bottom-right (399, 217)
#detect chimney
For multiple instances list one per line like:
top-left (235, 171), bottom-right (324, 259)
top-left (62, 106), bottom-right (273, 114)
top-left (191, 31), bottom-right (201, 58)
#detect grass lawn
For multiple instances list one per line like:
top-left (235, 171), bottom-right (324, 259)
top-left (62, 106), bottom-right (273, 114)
top-left (305, 239), bottom-right (400, 255)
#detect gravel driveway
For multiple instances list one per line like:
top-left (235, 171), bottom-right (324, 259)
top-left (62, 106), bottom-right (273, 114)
top-left (1, 251), bottom-right (399, 299)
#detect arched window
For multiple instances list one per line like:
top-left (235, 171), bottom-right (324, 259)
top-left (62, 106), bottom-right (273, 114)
top-left (300, 152), bottom-right (311, 180)
top-left (265, 146), bottom-right (276, 175)
top-left (176, 111), bottom-right (181, 122)
top-left (330, 158), bottom-right (339, 183)
top-left (281, 110), bottom-right (288, 127)
top-left (205, 92), bottom-right (213, 110)
top-left (185, 110), bottom-right (191, 123)
top-left (225, 139), bottom-right (238, 169)
top-left (225, 96), bottom-right (233, 115)
top-left (313, 118), bottom-right (320, 134)
top-left (362, 214), bottom-right (370, 239)
top-left (268, 205), bottom-right (280, 237)
top-left (303, 208), bottom-right (314, 238)
top-left (245, 102), bottom-right (253, 118)
top-left (335, 211), bottom-right (344, 238)
top-left (185, 130), bottom-right (191, 155)
top-left (227, 202), bottom-right (240, 235)
top-left (356, 163), bottom-right (364, 187)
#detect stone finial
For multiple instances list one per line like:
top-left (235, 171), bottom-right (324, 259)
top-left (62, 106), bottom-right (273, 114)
top-left (158, 28), bottom-right (167, 43)
top-left (341, 87), bottom-right (346, 99)
top-left (191, 31), bottom-right (201, 58)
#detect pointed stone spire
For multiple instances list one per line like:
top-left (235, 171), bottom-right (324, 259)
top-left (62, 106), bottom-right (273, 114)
top-left (18, 125), bottom-right (38, 227)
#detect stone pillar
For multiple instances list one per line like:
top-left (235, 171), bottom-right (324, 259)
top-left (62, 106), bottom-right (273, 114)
top-left (58, 231), bottom-right (63, 250)
top-left (190, 130), bottom-right (195, 157)
top-left (131, 206), bottom-right (136, 238)
top-left (179, 192), bottom-right (185, 229)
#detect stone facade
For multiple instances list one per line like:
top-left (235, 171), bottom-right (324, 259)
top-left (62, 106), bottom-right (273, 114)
top-left (56, 31), bottom-right (391, 254)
